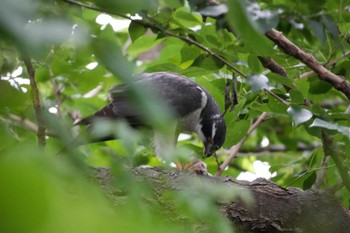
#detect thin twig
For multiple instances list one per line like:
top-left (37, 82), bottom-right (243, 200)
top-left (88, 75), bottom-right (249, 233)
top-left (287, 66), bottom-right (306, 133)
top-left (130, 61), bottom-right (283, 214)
top-left (20, 50), bottom-right (46, 147)
top-left (215, 112), bottom-right (268, 176)
top-left (264, 88), bottom-right (289, 105)
top-left (265, 29), bottom-right (350, 100)
top-left (312, 155), bottom-right (330, 190)
top-left (7, 114), bottom-right (57, 138)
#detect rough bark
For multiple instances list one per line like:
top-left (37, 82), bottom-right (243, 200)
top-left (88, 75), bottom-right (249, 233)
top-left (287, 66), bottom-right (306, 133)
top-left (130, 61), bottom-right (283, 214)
top-left (93, 167), bottom-right (350, 233)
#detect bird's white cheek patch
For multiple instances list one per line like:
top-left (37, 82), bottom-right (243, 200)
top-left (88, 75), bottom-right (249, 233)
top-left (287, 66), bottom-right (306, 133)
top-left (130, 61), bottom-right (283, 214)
top-left (197, 86), bottom-right (208, 108)
top-left (212, 121), bottom-right (216, 139)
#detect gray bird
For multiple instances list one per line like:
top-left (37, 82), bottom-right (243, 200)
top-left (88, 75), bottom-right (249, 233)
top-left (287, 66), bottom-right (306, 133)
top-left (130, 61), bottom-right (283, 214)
top-left (76, 72), bottom-right (226, 161)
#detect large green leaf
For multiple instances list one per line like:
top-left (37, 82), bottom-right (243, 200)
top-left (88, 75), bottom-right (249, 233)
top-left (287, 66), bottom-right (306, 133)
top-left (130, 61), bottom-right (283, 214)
top-left (310, 118), bottom-right (350, 140)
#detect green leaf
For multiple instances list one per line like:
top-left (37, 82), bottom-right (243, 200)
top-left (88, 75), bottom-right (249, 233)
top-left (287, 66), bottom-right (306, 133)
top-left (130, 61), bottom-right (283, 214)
top-left (191, 55), bottom-right (224, 70)
top-left (268, 73), bottom-right (296, 89)
top-left (310, 118), bottom-right (350, 140)
top-left (290, 89), bottom-right (305, 104)
top-left (94, 0), bottom-right (158, 14)
top-left (128, 21), bottom-right (147, 42)
top-left (303, 171), bottom-right (316, 190)
top-left (172, 7), bottom-right (202, 28)
top-left (127, 35), bottom-right (162, 58)
top-left (267, 95), bottom-right (288, 114)
top-left (159, 0), bottom-right (184, 8)
top-left (287, 106), bottom-right (313, 126)
top-left (247, 54), bottom-right (262, 73)
top-left (308, 78), bottom-right (332, 94)
top-left (228, 120), bottom-right (250, 145)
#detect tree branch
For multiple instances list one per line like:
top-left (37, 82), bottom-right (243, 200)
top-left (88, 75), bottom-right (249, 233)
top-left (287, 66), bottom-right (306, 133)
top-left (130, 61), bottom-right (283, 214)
top-left (20, 50), bottom-right (46, 147)
top-left (297, 50), bottom-right (350, 80)
top-left (265, 29), bottom-right (350, 100)
top-left (7, 113), bottom-right (57, 138)
top-left (62, 0), bottom-right (246, 78)
top-left (95, 167), bottom-right (350, 233)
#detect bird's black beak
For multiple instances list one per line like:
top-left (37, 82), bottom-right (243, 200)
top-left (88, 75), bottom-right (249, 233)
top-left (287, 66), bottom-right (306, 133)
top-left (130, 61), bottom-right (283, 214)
top-left (204, 140), bottom-right (214, 157)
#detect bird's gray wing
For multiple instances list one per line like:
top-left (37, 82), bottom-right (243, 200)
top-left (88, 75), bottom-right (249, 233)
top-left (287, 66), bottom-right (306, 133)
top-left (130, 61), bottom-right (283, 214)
top-left (135, 72), bottom-right (205, 118)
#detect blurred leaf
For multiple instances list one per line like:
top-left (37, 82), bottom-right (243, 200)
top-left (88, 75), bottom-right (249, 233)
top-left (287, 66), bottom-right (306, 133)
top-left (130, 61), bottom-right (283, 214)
top-left (0, 80), bottom-right (28, 111)
top-left (128, 21), bottom-right (147, 42)
top-left (198, 4), bottom-right (228, 17)
top-left (226, 0), bottom-right (273, 55)
top-left (127, 35), bottom-right (162, 58)
top-left (321, 15), bottom-right (343, 51)
top-left (247, 74), bottom-right (269, 91)
top-left (159, 0), bottom-right (184, 8)
top-left (172, 7), bottom-right (202, 28)
top-left (94, 0), bottom-right (158, 14)
top-left (287, 106), bottom-right (313, 126)
top-left (309, 19), bottom-right (326, 44)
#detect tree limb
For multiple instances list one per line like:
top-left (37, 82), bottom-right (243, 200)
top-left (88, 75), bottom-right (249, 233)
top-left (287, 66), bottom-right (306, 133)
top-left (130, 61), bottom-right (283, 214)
top-left (265, 29), bottom-right (350, 100)
top-left (94, 167), bottom-right (350, 233)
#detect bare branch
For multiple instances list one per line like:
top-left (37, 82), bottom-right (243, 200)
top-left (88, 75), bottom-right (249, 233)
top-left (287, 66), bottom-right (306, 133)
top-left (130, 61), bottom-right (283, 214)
top-left (265, 29), bottom-right (350, 100)
top-left (7, 113), bottom-right (57, 138)
top-left (20, 50), bottom-right (46, 147)
top-left (215, 112), bottom-right (268, 176)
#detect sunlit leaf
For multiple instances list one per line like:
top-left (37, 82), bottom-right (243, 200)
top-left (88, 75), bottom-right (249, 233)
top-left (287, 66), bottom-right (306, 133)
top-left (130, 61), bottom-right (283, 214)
top-left (198, 4), bottom-right (228, 17)
top-left (310, 118), bottom-right (350, 140)
top-left (287, 106), bottom-right (313, 125)
top-left (247, 74), bottom-right (269, 91)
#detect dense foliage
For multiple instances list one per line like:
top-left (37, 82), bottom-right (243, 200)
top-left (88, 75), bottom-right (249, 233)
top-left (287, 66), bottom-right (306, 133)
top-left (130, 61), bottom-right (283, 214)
top-left (1, 0), bottom-right (350, 232)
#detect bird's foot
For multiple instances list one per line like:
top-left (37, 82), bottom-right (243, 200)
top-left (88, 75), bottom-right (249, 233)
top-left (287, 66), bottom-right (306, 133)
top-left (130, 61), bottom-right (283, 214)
top-left (176, 159), bottom-right (210, 175)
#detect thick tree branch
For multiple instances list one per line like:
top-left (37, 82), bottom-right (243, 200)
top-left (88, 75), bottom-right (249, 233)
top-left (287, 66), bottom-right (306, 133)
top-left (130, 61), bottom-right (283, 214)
top-left (20, 50), bottom-right (46, 146)
top-left (94, 167), bottom-right (350, 233)
top-left (265, 29), bottom-right (350, 100)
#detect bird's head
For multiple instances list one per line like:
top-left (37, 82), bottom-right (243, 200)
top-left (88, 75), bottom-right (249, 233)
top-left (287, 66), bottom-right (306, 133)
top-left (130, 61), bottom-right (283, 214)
top-left (201, 114), bottom-right (226, 157)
